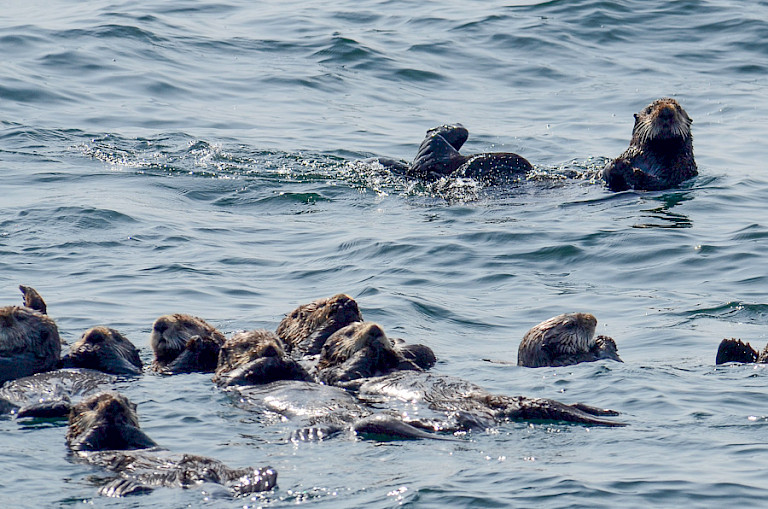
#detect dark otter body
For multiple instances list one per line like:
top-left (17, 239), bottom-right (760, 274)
top-left (0, 368), bottom-right (114, 418)
top-left (603, 98), bottom-right (697, 191)
top-left (0, 286), bottom-right (61, 384)
top-left (356, 371), bottom-right (624, 430)
top-left (517, 313), bottom-right (622, 368)
top-left (715, 338), bottom-right (768, 364)
top-left (67, 392), bottom-right (277, 497)
top-left (149, 314), bottom-right (225, 373)
top-left (377, 124), bottom-right (533, 184)
top-left (61, 326), bottom-right (142, 375)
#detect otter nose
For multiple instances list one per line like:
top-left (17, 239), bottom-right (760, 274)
top-left (658, 105), bottom-right (675, 120)
top-left (153, 320), bottom-right (168, 334)
top-left (261, 344), bottom-right (279, 358)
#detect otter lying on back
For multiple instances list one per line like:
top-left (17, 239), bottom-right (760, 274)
top-left (61, 326), bottom-right (143, 375)
top-left (376, 124), bottom-right (533, 184)
top-left (603, 97), bottom-right (697, 191)
top-left (315, 321), bottom-right (623, 428)
top-left (517, 313), bottom-right (622, 368)
top-left (149, 314), bottom-right (225, 373)
top-left (276, 293), bottom-right (363, 355)
top-left (67, 392), bottom-right (277, 497)
top-left (213, 330), bottom-right (311, 386)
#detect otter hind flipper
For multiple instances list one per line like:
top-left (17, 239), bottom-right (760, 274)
top-left (353, 414), bottom-right (455, 441)
top-left (425, 124), bottom-right (469, 151)
top-left (19, 285), bottom-right (47, 314)
top-left (409, 132), bottom-right (467, 179)
top-left (491, 395), bottom-right (626, 427)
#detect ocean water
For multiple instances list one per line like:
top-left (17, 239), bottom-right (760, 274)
top-left (2, 0), bottom-right (768, 506)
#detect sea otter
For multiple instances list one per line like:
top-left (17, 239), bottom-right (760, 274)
top-left (149, 314), bottom-right (225, 373)
top-left (376, 124), bottom-right (534, 183)
top-left (276, 293), bottom-right (363, 355)
top-left (715, 338), bottom-right (768, 364)
top-left (276, 295), bottom-right (436, 372)
top-left (213, 329), bottom-right (311, 386)
top-left (603, 97), bottom-right (697, 191)
top-left (66, 392), bottom-right (277, 497)
top-left (316, 321), bottom-right (426, 385)
top-left (211, 326), bottom-right (445, 441)
top-left (0, 286), bottom-right (61, 384)
top-left (314, 319), bottom-right (623, 428)
top-left (517, 313), bottom-right (622, 368)
top-left (61, 326), bottom-right (143, 375)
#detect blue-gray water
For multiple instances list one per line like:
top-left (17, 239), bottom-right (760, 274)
top-left (2, 0), bottom-right (768, 507)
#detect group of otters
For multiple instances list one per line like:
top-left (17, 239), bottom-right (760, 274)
top-left (1, 98), bottom-right (738, 498)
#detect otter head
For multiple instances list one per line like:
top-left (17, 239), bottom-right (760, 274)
top-left (538, 312), bottom-right (597, 353)
top-left (0, 305), bottom-right (61, 383)
top-left (276, 294), bottom-right (363, 355)
top-left (632, 97), bottom-right (692, 145)
top-left (149, 314), bottom-right (224, 369)
top-left (66, 392), bottom-right (157, 452)
top-left (213, 330), bottom-right (310, 386)
top-left (317, 322), bottom-right (421, 385)
top-left (61, 326), bottom-right (143, 375)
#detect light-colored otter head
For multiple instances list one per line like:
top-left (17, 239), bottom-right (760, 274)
top-left (217, 330), bottom-right (286, 370)
top-left (0, 305), bottom-right (61, 383)
top-left (533, 312), bottom-right (597, 352)
top-left (150, 314), bottom-right (224, 367)
top-left (318, 321), bottom-right (393, 369)
top-left (276, 294), bottom-right (363, 355)
top-left (214, 330), bottom-right (309, 386)
top-left (62, 326), bottom-right (142, 375)
top-left (67, 392), bottom-right (157, 452)
top-left (632, 97), bottom-right (692, 145)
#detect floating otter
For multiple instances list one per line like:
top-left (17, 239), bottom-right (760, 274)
top-left (0, 286), bottom-right (61, 384)
top-left (603, 97), bottom-right (697, 191)
top-left (317, 321), bottom-right (427, 385)
top-left (213, 330), bottom-right (311, 386)
top-left (67, 392), bottom-right (277, 497)
top-left (517, 313), bottom-right (622, 368)
top-left (715, 338), bottom-right (768, 364)
top-left (376, 124), bottom-right (533, 183)
top-left (276, 294), bottom-right (363, 355)
top-left (314, 320), bottom-right (623, 428)
top-left (149, 314), bottom-right (225, 373)
top-left (61, 326), bottom-right (143, 375)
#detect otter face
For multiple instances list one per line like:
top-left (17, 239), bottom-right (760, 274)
top-left (276, 294), bottom-right (363, 354)
top-left (67, 392), bottom-right (156, 451)
top-left (150, 314), bottom-right (224, 367)
top-left (319, 322), bottom-right (392, 369)
top-left (214, 330), bottom-right (309, 386)
top-left (632, 97), bottom-right (692, 144)
top-left (62, 326), bottom-right (143, 375)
